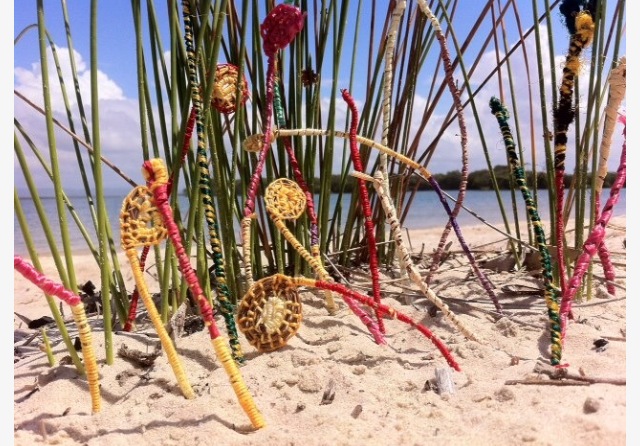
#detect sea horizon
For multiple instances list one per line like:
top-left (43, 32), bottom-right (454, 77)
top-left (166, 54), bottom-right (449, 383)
top-left (14, 188), bottom-right (626, 257)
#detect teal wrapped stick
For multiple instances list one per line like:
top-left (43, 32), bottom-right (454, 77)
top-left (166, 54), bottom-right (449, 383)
top-left (182, 0), bottom-right (244, 363)
top-left (489, 97), bottom-right (563, 365)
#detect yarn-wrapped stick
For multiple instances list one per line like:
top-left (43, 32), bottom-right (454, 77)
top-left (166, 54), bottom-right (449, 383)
top-left (342, 88), bottom-right (386, 334)
top-left (182, 0), bottom-right (244, 362)
top-left (560, 116), bottom-right (626, 338)
top-left (489, 97), bottom-right (563, 364)
top-left (264, 179), bottom-right (385, 345)
top-left (143, 158), bottom-right (265, 430)
top-left (242, 3), bottom-right (305, 288)
top-left (120, 185), bottom-right (195, 399)
top-left (553, 8), bottom-right (596, 293)
top-left (418, 1), bottom-right (471, 285)
top-left (593, 57), bottom-right (626, 295)
top-left (352, 170), bottom-right (479, 343)
top-left (125, 106), bottom-right (195, 332)
top-left (273, 127), bottom-right (502, 313)
top-left (14, 256), bottom-right (101, 413)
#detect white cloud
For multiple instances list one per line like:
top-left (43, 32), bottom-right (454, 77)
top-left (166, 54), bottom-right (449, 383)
top-left (14, 45), bottom-right (142, 194)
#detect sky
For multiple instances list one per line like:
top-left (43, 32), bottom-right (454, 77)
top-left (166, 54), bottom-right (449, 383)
top-left (13, 1), bottom-right (628, 196)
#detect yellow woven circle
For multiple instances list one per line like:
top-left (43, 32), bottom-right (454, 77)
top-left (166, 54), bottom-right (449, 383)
top-left (237, 275), bottom-right (303, 352)
top-left (120, 186), bottom-right (168, 250)
top-left (264, 178), bottom-right (306, 220)
top-left (211, 63), bottom-right (249, 114)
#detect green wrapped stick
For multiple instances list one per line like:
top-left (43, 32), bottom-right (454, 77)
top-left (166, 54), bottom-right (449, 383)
top-left (489, 97), bottom-right (563, 365)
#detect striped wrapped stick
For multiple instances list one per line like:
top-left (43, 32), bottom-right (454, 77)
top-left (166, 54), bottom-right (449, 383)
top-left (342, 89), bottom-right (386, 334)
top-left (264, 179), bottom-right (385, 345)
top-left (418, 0), bottom-right (471, 286)
top-left (553, 9), bottom-right (596, 294)
top-left (489, 97), bottom-right (563, 365)
top-left (273, 128), bottom-right (503, 313)
top-left (143, 158), bottom-right (265, 429)
top-left (120, 185), bottom-right (195, 399)
top-left (352, 170), bottom-right (479, 342)
top-left (377, 0), bottom-right (406, 202)
top-left (14, 256), bottom-right (101, 413)
top-left (244, 274), bottom-right (461, 372)
top-left (560, 115), bottom-right (626, 339)
top-left (182, 1), bottom-right (244, 362)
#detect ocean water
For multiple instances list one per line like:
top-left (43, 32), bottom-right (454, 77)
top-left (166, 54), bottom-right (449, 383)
top-left (14, 188), bottom-right (626, 257)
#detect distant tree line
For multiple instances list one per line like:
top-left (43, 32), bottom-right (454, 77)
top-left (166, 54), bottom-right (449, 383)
top-left (216, 165), bottom-right (622, 195)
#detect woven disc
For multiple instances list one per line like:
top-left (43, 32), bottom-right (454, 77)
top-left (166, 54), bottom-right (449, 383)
top-left (265, 178), bottom-right (306, 220)
top-left (242, 132), bottom-right (274, 153)
top-left (211, 63), bottom-right (249, 114)
top-left (120, 186), bottom-right (168, 250)
top-left (237, 274), bottom-right (303, 352)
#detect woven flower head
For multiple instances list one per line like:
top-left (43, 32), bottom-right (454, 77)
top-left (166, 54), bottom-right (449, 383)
top-left (260, 3), bottom-right (306, 57)
top-left (265, 178), bottom-right (306, 220)
top-left (237, 274), bottom-right (303, 352)
top-left (243, 132), bottom-right (274, 153)
top-left (211, 63), bottom-right (249, 114)
top-left (120, 186), bottom-right (168, 250)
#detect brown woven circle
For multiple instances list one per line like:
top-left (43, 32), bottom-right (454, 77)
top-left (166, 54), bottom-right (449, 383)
top-left (264, 178), bottom-right (306, 220)
top-left (237, 274), bottom-right (303, 352)
top-left (211, 63), bottom-right (249, 114)
top-left (242, 132), bottom-right (273, 153)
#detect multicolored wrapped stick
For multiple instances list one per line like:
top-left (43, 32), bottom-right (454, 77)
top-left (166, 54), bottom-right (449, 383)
top-left (182, 0), bottom-right (245, 362)
top-left (560, 115), bottom-right (626, 338)
top-left (553, 6), bottom-right (596, 293)
top-left (124, 106), bottom-right (196, 332)
top-left (242, 3), bottom-right (305, 288)
top-left (14, 256), bottom-right (101, 413)
top-left (342, 88), bottom-right (386, 334)
top-left (272, 127), bottom-right (503, 313)
top-left (143, 158), bottom-right (265, 429)
top-left (120, 186), bottom-right (195, 399)
top-left (593, 57), bottom-right (626, 295)
top-left (417, 0), bottom-right (471, 286)
top-left (489, 97), bottom-right (563, 365)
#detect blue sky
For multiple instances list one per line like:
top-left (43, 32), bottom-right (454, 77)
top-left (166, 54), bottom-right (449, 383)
top-left (13, 1), bottom-right (627, 195)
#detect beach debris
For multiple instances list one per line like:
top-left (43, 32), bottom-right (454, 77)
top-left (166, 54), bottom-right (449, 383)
top-left (494, 387), bottom-right (515, 402)
top-left (351, 404), bottom-right (363, 419)
top-left (435, 367), bottom-right (457, 398)
top-left (118, 343), bottom-right (162, 368)
top-left (14, 312), bottom-right (54, 330)
top-left (294, 402), bottom-right (306, 413)
top-left (583, 397), bottom-right (601, 414)
top-left (505, 362), bottom-right (625, 386)
top-left (593, 338), bottom-right (609, 352)
top-left (320, 379), bottom-right (336, 405)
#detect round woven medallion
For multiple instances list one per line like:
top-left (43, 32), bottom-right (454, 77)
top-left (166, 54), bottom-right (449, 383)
top-left (264, 178), bottom-right (306, 220)
top-left (237, 274), bottom-right (303, 352)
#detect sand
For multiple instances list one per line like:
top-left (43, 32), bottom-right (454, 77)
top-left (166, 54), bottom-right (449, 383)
top-left (13, 217), bottom-right (627, 445)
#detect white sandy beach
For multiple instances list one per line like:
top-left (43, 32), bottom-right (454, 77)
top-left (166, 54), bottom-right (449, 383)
top-left (13, 217), bottom-right (627, 445)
